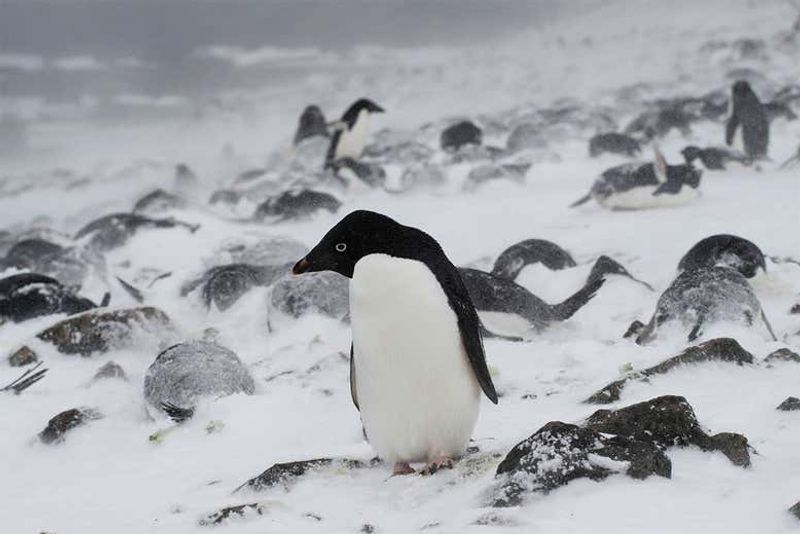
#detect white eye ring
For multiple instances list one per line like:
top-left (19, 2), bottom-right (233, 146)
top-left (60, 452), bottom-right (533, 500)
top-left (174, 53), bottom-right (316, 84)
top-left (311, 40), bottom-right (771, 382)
top-left (335, 243), bottom-right (347, 252)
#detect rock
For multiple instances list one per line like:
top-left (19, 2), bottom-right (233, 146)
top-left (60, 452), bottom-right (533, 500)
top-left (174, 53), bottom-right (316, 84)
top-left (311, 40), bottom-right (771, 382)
top-left (492, 420), bottom-right (670, 507)
top-left (270, 272), bottom-right (349, 321)
top-left (218, 236), bottom-right (307, 267)
top-left (38, 407), bottom-right (102, 444)
top-left (92, 361), bottom-right (127, 381)
top-left (464, 163), bottom-right (529, 191)
top-left (144, 341), bottom-right (255, 420)
top-left (254, 190), bottom-right (341, 222)
top-left (777, 397), bottom-right (800, 411)
top-left (8, 345), bottom-right (38, 367)
top-left (294, 105), bottom-right (329, 146)
top-left (235, 458), bottom-right (366, 493)
top-left (330, 158), bottom-right (386, 188)
top-left (586, 338), bottom-right (753, 403)
top-left (586, 395), bottom-right (751, 467)
top-left (790, 501), bottom-right (800, 520)
top-left (440, 121), bottom-right (482, 152)
top-left (393, 164), bottom-right (447, 192)
top-left (363, 141), bottom-right (434, 165)
top-left (199, 502), bottom-right (268, 526)
top-left (506, 123), bottom-right (547, 152)
top-left (765, 348), bottom-right (800, 364)
top-left (209, 189), bottom-right (241, 207)
top-left (37, 306), bottom-right (173, 356)
top-left (635, 267), bottom-right (772, 344)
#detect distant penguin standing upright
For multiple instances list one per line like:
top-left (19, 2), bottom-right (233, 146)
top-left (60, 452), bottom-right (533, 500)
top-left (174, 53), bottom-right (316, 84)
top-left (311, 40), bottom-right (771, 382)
top-left (293, 105), bottom-right (329, 146)
top-left (292, 210), bottom-right (497, 476)
top-left (726, 80), bottom-right (769, 160)
top-left (324, 98), bottom-right (385, 169)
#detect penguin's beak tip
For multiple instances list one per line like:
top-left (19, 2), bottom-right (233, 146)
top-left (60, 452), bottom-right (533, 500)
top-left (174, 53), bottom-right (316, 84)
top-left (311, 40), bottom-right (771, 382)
top-left (292, 258), bottom-right (310, 276)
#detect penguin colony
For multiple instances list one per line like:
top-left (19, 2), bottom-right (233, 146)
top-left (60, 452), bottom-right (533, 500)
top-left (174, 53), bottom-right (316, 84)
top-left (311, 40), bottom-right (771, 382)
top-left (3, 52), bottom-right (800, 533)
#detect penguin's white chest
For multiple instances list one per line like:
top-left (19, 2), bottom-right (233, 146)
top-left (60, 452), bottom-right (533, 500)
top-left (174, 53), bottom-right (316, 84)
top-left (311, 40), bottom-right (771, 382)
top-left (598, 185), bottom-right (699, 210)
top-left (335, 110), bottom-right (370, 161)
top-left (350, 254), bottom-right (480, 463)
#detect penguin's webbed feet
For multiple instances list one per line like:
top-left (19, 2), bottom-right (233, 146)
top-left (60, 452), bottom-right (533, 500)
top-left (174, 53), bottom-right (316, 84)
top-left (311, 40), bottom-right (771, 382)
top-left (419, 456), bottom-right (455, 476)
top-left (391, 462), bottom-right (416, 476)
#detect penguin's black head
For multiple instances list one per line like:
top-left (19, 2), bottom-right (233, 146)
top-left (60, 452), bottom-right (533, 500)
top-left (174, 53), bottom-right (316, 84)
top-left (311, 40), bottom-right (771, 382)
top-left (292, 210), bottom-right (411, 278)
top-left (340, 98), bottom-right (385, 126)
top-left (680, 146), bottom-right (703, 164)
top-left (667, 163), bottom-right (702, 189)
top-left (732, 80), bottom-right (755, 101)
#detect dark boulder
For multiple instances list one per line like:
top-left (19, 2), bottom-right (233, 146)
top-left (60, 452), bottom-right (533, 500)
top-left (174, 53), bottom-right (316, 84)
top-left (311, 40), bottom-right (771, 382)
top-left (441, 121), bottom-right (482, 152)
top-left (38, 407), bottom-right (102, 444)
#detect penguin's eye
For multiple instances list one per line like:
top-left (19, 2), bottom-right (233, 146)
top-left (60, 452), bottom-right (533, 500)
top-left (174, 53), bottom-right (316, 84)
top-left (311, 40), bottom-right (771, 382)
top-left (335, 243), bottom-right (347, 252)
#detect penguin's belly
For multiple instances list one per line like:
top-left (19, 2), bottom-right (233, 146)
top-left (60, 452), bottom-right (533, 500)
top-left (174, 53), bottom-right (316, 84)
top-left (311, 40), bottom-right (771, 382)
top-left (334, 111), bottom-right (368, 160)
top-left (350, 254), bottom-right (480, 463)
top-left (598, 186), bottom-right (699, 210)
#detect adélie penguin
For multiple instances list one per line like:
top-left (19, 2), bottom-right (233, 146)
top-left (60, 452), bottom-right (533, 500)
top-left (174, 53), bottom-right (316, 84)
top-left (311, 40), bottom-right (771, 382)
top-left (726, 80), bottom-right (769, 160)
top-left (292, 210), bottom-right (497, 475)
top-left (324, 98), bottom-right (385, 169)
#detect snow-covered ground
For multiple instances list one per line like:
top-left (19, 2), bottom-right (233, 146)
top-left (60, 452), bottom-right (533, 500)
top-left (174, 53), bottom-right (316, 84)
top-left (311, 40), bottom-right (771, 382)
top-left (2, 0), bottom-right (800, 532)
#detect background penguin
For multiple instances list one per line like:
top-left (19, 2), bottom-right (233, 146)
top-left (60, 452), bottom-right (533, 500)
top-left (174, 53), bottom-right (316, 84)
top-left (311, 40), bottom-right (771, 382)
top-left (324, 98), bottom-right (385, 169)
top-left (293, 105), bottom-right (329, 146)
top-left (292, 210), bottom-right (496, 476)
top-left (725, 80), bottom-right (769, 160)
top-left (677, 234), bottom-right (766, 278)
top-left (459, 268), bottom-right (604, 337)
top-left (570, 151), bottom-right (702, 210)
top-left (491, 238), bottom-right (576, 280)
top-left (588, 132), bottom-right (641, 158)
top-left (680, 145), bottom-right (751, 170)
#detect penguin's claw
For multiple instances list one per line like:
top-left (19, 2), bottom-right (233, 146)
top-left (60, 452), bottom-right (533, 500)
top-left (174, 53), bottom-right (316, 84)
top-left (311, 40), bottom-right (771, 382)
top-left (419, 456), bottom-right (454, 476)
top-left (391, 462), bottom-right (416, 476)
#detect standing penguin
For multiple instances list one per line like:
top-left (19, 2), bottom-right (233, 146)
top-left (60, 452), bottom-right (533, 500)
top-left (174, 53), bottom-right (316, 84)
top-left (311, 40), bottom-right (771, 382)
top-left (292, 210), bottom-right (497, 475)
top-left (293, 105), bottom-right (329, 146)
top-left (726, 80), bottom-right (769, 160)
top-left (324, 98), bottom-right (384, 169)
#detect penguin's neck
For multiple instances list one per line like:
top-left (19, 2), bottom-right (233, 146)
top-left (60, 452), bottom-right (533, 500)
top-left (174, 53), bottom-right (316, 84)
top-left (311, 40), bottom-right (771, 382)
top-left (335, 109), bottom-right (370, 161)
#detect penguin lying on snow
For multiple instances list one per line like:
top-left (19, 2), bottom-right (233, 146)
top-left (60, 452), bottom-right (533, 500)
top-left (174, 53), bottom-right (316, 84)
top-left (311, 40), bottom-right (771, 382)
top-left (325, 98), bottom-right (384, 169)
top-left (491, 239), bottom-right (576, 280)
top-left (680, 145), bottom-right (750, 170)
top-left (570, 151), bottom-right (702, 210)
top-left (0, 273), bottom-right (109, 323)
top-left (459, 268), bottom-right (604, 337)
top-left (292, 210), bottom-right (496, 476)
top-left (726, 80), bottom-right (769, 160)
top-left (634, 266), bottom-right (776, 345)
top-left (678, 234), bottom-right (765, 279)
top-left (588, 132), bottom-right (641, 158)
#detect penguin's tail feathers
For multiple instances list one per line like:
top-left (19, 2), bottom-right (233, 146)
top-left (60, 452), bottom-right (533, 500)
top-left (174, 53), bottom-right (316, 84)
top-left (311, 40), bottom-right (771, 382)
top-left (569, 193), bottom-right (592, 208)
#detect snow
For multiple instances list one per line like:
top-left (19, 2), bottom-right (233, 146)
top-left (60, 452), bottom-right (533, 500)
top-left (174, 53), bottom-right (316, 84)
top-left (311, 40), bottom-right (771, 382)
top-left (2, 0), bottom-right (800, 532)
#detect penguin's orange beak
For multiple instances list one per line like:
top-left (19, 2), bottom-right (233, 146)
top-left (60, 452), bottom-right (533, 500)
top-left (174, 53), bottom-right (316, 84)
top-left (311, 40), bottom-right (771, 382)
top-left (292, 257), bottom-right (311, 275)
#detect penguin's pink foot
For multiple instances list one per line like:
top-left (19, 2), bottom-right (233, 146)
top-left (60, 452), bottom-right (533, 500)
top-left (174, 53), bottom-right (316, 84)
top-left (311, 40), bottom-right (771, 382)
top-left (419, 456), bottom-right (454, 476)
top-left (392, 462), bottom-right (416, 476)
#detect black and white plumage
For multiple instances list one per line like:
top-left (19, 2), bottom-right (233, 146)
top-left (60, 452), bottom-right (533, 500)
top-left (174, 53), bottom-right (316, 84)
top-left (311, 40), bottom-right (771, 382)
top-left (0, 273), bottom-right (106, 323)
top-left (725, 80), bottom-right (769, 159)
top-left (324, 99), bottom-right (384, 169)
top-left (292, 210), bottom-right (495, 474)
top-left (491, 239), bottom-right (576, 280)
top-left (570, 153), bottom-right (702, 210)
top-left (677, 234), bottom-right (766, 279)
top-left (635, 266), bottom-right (776, 345)
top-left (459, 268), bottom-right (604, 337)
top-left (680, 145), bottom-right (751, 170)
top-left (293, 105), bottom-right (329, 146)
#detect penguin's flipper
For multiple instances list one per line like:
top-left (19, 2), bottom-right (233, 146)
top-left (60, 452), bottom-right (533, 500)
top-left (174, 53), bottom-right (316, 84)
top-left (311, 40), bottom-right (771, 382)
top-left (440, 268), bottom-right (498, 404)
top-left (349, 343), bottom-right (359, 411)
top-left (569, 193), bottom-right (592, 208)
top-left (652, 181), bottom-right (682, 196)
top-left (761, 310), bottom-right (778, 341)
top-left (550, 277), bottom-right (605, 321)
top-left (687, 319), bottom-right (704, 342)
top-left (725, 115), bottom-right (740, 146)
